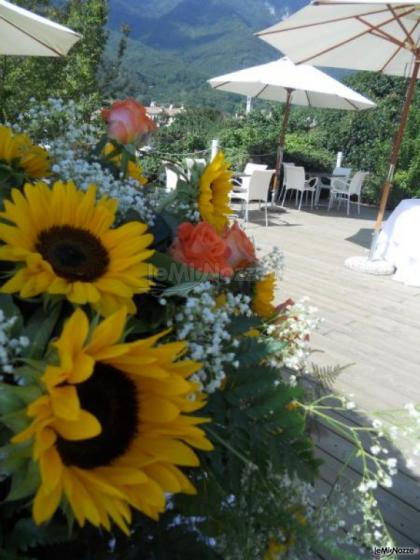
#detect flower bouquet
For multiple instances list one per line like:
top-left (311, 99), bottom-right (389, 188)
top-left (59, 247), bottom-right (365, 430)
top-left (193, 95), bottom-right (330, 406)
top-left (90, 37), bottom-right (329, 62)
top-left (0, 99), bottom-right (404, 559)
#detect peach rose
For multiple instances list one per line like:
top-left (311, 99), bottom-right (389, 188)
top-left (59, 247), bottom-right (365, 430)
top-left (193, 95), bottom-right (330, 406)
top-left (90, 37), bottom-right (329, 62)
top-left (101, 99), bottom-right (157, 145)
top-left (224, 222), bottom-right (256, 270)
top-left (170, 222), bottom-right (233, 277)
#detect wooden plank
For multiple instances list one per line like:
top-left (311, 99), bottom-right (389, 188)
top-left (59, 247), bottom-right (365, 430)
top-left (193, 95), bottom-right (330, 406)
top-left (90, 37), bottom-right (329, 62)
top-left (314, 475), bottom-right (419, 549)
top-left (313, 423), bottom-right (420, 521)
top-left (246, 205), bottom-right (420, 549)
top-left (297, 384), bottom-right (420, 483)
top-left (312, 479), bottom-right (366, 560)
top-left (325, 407), bottom-right (420, 483)
top-left (315, 446), bottom-right (420, 545)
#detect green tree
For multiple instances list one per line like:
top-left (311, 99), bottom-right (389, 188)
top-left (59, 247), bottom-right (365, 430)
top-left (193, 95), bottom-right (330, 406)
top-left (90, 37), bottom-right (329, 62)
top-left (0, 0), bottom-right (108, 122)
top-left (315, 72), bottom-right (420, 205)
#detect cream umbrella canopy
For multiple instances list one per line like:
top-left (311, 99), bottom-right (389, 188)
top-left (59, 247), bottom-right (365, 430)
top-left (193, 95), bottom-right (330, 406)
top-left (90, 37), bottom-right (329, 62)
top-left (256, 0), bottom-right (420, 232)
top-left (209, 56), bottom-right (375, 192)
top-left (0, 0), bottom-right (81, 56)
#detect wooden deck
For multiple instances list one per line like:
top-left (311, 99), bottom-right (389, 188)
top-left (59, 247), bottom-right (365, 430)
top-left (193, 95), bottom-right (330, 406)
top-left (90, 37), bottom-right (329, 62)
top-left (237, 201), bottom-right (420, 552)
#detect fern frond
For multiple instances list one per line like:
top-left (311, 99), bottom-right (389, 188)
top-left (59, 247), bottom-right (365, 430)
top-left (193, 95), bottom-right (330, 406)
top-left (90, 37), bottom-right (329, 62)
top-left (310, 363), bottom-right (353, 389)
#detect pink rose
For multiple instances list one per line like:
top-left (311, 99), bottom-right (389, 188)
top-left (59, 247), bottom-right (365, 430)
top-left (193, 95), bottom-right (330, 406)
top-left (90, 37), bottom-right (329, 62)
top-left (101, 99), bottom-right (157, 145)
top-left (224, 222), bottom-right (256, 270)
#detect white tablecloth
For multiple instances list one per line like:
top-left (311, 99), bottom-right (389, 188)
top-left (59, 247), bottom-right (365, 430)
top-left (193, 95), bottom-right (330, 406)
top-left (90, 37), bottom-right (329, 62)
top-left (373, 199), bottom-right (420, 287)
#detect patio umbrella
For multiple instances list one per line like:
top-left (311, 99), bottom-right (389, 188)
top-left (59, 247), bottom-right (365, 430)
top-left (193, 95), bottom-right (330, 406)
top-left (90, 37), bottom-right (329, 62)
top-left (0, 0), bottom-right (81, 56)
top-left (256, 0), bottom-right (420, 233)
top-left (208, 56), bottom-right (375, 192)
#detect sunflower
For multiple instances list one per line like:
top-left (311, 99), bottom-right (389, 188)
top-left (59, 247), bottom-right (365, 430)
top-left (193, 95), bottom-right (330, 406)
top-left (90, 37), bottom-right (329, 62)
top-left (12, 308), bottom-right (212, 533)
top-left (263, 536), bottom-right (294, 560)
top-left (263, 538), bottom-right (289, 560)
top-left (102, 142), bottom-right (147, 185)
top-left (0, 181), bottom-right (155, 316)
top-left (0, 125), bottom-right (49, 184)
top-left (198, 151), bottom-right (233, 233)
top-left (252, 273), bottom-right (276, 318)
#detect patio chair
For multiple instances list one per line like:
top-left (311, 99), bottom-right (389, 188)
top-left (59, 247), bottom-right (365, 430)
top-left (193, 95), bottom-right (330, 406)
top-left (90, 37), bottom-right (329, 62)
top-left (185, 157), bottom-right (206, 178)
top-left (281, 165), bottom-right (318, 210)
top-left (233, 162), bottom-right (268, 191)
top-left (316, 166), bottom-right (352, 206)
top-left (232, 169), bottom-right (274, 226)
top-left (328, 171), bottom-right (369, 215)
top-left (278, 161), bottom-right (296, 202)
top-left (165, 166), bottom-right (178, 191)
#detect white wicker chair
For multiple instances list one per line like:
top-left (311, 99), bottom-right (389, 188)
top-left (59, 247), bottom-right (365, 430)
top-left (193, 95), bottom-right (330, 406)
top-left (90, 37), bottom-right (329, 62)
top-left (233, 162), bottom-right (268, 192)
top-left (232, 169), bottom-right (274, 226)
top-left (281, 166), bottom-right (317, 210)
top-left (328, 171), bottom-right (369, 215)
top-left (165, 166), bottom-right (178, 191)
top-left (185, 157), bottom-right (206, 178)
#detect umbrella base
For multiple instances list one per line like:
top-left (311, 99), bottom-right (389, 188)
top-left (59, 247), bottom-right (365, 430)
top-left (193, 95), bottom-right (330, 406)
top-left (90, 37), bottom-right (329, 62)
top-left (344, 256), bottom-right (395, 276)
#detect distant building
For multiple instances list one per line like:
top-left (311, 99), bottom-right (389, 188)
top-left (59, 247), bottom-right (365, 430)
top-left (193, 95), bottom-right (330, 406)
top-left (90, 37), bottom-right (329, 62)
top-left (145, 102), bottom-right (185, 126)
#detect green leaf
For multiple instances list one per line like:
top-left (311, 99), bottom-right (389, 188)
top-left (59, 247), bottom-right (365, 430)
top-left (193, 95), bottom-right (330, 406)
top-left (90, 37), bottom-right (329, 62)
top-left (1, 410), bottom-right (29, 434)
top-left (7, 459), bottom-right (39, 501)
top-left (0, 295), bottom-right (23, 336)
top-left (162, 281), bottom-right (203, 297)
top-left (14, 362), bottom-right (46, 384)
top-left (149, 212), bottom-right (178, 252)
top-left (23, 302), bottom-right (62, 359)
top-left (233, 337), bottom-right (288, 368)
top-left (228, 314), bottom-right (261, 336)
top-left (150, 251), bottom-right (217, 284)
top-left (8, 518), bottom-right (70, 552)
top-left (0, 384), bottom-right (42, 412)
top-left (0, 443), bottom-right (32, 476)
top-left (0, 387), bottom-right (23, 415)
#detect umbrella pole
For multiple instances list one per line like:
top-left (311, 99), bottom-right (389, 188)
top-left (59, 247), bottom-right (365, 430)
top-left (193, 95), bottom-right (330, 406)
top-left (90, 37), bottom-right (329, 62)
top-left (370, 56), bottom-right (420, 256)
top-left (273, 89), bottom-right (292, 202)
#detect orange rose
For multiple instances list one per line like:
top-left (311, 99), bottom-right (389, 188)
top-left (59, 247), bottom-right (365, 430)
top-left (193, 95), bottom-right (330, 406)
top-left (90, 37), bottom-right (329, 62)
top-left (224, 222), bottom-right (256, 270)
top-left (170, 222), bottom-right (233, 277)
top-left (101, 99), bottom-right (157, 145)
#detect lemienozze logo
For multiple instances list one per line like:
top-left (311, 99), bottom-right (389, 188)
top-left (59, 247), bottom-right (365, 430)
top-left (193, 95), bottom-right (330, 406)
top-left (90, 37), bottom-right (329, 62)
top-left (373, 546), bottom-right (419, 558)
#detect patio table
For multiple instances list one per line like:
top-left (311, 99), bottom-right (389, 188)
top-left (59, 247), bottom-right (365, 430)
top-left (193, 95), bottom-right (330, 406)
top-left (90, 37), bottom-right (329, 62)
top-left (232, 173), bottom-right (251, 192)
top-left (307, 171), bottom-right (348, 207)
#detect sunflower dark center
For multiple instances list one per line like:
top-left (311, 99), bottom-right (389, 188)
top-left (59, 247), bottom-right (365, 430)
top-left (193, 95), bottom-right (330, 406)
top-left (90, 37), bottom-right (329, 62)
top-left (36, 225), bottom-right (109, 282)
top-left (56, 364), bottom-right (139, 469)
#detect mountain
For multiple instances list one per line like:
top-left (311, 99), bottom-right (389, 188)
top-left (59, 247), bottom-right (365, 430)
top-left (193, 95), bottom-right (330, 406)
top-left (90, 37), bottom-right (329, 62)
top-left (106, 0), bottom-right (307, 110)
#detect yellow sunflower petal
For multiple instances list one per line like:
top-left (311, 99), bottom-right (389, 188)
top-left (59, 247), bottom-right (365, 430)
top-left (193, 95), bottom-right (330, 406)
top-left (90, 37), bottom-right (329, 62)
top-left (39, 446), bottom-right (63, 492)
top-left (67, 352), bottom-right (95, 385)
top-left (55, 308), bottom-right (89, 356)
top-left (141, 397), bottom-right (180, 423)
top-left (0, 126), bottom-right (49, 182)
top-left (33, 482), bottom-right (62, 525)
top-left (85, 307), bottom-right (127, 356)
top-left (143, 463), bottom-right (182, 493)
top-left (33, 427), bottom-right (57, 460)
top-left (62, 469), bottom-right (102, 527)
top-left (53, 410), bottom-right (101, 441)
top-left (50, 385), bottom-right (80, 420)
top-left (137, 438), bottom-right (200, 466)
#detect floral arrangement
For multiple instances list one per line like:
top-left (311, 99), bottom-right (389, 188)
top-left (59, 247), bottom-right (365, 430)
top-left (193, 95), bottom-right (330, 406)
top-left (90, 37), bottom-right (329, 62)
top-left (0, 98), bottom-right (412, 559)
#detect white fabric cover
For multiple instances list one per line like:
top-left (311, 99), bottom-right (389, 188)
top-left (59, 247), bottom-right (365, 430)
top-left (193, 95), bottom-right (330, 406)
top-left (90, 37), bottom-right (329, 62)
top-left (0, 0), bottom-right (80, 56)
top-left (373, 199), bottom-right (420, 287)
top-left (208, 57), bottom-right (375, 110)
